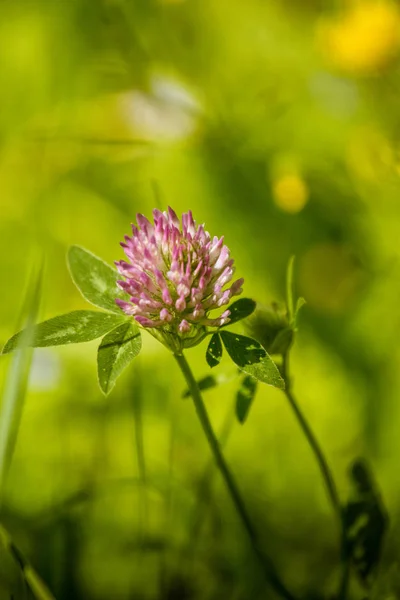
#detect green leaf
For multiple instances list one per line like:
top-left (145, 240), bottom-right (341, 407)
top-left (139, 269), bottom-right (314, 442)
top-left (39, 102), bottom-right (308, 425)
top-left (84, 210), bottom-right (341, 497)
top-left (2, 311), bottom-right (125, 354)
top-left (0, 524), bottom-right (55, 600)
top-left (220, 331), bottom-right (266, 367)
top-left (236, 376), bottom-right (257, 424)
top-left (182, 375), bottom-right (218, 398)
top-left (294, 297), bottom-right (306, 324)
top-left (24, 567), bottom-right (56, 600)
top-left (183, 375), bottom-right (217, 399)
top-left (67, 245), bottom-right (129, 313)
top-left (206, 333), bottom-right (223, 368)
top-left (220, 331), bottom-right (284, 389)
top-left (221, 298), bottom-right (256, 327)
top-left (243, 356), bottom-right (285, 389)
top-left (342, 458), bottom-right (388, 588)
top-left (97, 321), bottom-right (141, 395)
top-left (182, 371), bottom-right (238, 399)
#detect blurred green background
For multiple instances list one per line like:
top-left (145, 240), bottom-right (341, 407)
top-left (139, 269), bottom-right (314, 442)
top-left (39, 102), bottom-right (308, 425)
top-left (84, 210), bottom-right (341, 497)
top-left (1, 0), bottom-right (400, 598)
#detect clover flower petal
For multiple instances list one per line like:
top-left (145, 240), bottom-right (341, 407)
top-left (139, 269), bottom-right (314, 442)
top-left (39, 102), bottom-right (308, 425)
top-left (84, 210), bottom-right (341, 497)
top-left (115, 208), bottom-right (243, 347)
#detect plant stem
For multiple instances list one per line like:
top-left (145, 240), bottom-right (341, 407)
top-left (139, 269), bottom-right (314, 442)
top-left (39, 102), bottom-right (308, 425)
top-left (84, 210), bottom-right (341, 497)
top-left (337, 559), bottom-right (350, 600)
top-left (132, 365), bottom-right (148, 538)
top-left (282, 353), bottom-right (341, 518)
top-left (190, 401), bottom-right (236, 541)
top-left (281, 352), bottom-right (349, 599)
top-left (174, 352), bottom-right (296, 600)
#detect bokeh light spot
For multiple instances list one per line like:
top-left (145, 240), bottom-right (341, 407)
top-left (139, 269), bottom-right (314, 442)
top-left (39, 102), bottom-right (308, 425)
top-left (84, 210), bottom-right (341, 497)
top-left (272, 173), bottom-right (309, 213)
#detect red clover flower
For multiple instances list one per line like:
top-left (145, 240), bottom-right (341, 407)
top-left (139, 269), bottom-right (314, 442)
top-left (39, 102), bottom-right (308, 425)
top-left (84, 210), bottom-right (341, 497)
top-left (115, 207), bottom-right (243, 350)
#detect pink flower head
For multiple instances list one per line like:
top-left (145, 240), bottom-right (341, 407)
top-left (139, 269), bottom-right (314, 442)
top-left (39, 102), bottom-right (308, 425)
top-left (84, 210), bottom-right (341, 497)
top-left (115, 208), bottom-right (244, 347)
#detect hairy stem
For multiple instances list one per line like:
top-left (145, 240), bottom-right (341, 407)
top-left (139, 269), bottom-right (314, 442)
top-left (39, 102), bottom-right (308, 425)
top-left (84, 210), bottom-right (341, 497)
top-left (174, 352), bottom-right (296, 600)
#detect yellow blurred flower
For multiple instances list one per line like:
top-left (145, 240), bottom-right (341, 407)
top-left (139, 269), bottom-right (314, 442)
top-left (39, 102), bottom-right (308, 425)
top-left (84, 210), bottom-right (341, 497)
top-left (317, 1), bottom-right (400, 74)
top-left (272, 173), bottom-right (309, 213)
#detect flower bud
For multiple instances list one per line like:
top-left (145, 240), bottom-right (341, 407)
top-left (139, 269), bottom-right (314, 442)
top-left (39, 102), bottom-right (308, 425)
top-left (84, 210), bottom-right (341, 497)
top-left (244, 302), bottom-right (293, 355)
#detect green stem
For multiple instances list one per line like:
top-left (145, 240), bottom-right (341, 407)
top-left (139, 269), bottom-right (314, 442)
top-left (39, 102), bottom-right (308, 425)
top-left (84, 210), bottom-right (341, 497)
top-left (187, 400), bottom-right (236, 550)
top-left (282, 353), bottom-right (349, 599)
top-left (132, 365), bottom-right (148, 536)
top-left (174, 352), bottom-right (296, 600)
top-left (338, 559), bottom-right (351, 600)
top-left (282, 353), bottom-right (341, 518)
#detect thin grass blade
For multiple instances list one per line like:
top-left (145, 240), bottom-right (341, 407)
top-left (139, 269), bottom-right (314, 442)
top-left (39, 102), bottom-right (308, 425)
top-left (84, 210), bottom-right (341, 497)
top-left (0, 262), bottom-right (43, 501)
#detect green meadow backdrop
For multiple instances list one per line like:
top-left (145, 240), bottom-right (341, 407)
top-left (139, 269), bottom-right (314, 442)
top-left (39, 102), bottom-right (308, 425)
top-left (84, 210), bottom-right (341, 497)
top-left (1, 0), bottom-right (400, 598)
